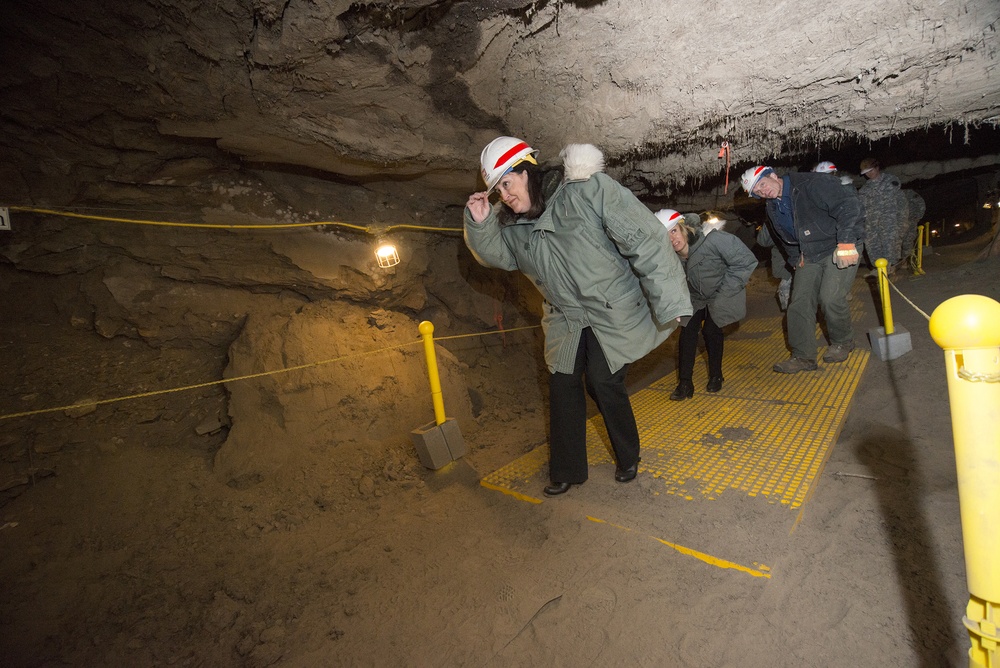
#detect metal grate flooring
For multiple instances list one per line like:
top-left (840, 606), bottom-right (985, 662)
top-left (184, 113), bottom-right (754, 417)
top-left (481, 287), bottom-right (870, 510)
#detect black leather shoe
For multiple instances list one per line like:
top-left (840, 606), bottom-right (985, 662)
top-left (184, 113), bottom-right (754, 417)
top-left (615, 459), bottom-right (639, 483)
top-left (706, 376), bottom-right (723, 393)
top-left (669, 380), bottom-right (694, 401)
top-left (543, 482), bottom-right (576, 496)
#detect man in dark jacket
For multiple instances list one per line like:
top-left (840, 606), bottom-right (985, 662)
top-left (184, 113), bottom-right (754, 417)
top-left (741, 166), bottom-right (865, 373)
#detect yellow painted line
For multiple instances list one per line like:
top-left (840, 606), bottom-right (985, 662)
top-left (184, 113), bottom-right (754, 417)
top-left (477, 441), bottom-right (550, 492)
top-left (479, 480), bottom-right (543, 504)
top-left (587, 516), bottom-right (771, 579)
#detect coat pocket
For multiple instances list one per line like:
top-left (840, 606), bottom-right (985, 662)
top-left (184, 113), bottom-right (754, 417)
top-left (601, 286), bottom-right (650, 331)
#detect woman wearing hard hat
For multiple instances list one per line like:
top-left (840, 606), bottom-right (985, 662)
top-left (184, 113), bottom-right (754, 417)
top-left (656, 209), bottom-right (758, 400)
top-left (464, 137), bottom-right (692, 496)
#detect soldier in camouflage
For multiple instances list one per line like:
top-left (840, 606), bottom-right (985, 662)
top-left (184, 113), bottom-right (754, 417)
top-left (858, 158), bottom-right (906, 274)
top-left (899, 189), bottom-right (926, 266)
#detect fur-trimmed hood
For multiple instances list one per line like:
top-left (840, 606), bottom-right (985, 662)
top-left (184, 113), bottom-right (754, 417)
top-left (560, 143), bottom-right (605, 182)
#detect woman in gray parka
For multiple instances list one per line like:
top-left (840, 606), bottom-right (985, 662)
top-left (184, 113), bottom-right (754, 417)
top-left (656, 209), bottom-right (758, 400)
top-left (465, 137), bottom-right (691, 497)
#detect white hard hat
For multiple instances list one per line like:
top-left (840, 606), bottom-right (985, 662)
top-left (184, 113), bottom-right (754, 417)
top-left (480, 136), bottom-right (538, 193)
top-left (654, 208), bottom-right (684, 232)
top-left (741, 166), bottom-right (773, 197)
top-left (813, 161), bottom-right (837, 173)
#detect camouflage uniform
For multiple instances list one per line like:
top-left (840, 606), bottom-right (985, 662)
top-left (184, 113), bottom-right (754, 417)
top-left (858, 172), bottom-right (905, 267)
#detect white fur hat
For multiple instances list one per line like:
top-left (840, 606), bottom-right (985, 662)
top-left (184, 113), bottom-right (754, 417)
top-left (701, 215), bottom-right (726, 234)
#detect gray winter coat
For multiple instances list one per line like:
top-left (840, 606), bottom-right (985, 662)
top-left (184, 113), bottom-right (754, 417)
top-left (683, 229), bottom-right (759, 327)
top-left (464, 145), bottom-right (692, 374)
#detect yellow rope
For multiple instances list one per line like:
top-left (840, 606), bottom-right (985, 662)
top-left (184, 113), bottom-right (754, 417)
top-left (886, 278), bottom-right (932, 321)
top-left (11, 206), bottom-right (329, 229)
top-left (0, 325), bottom-right (541, 422)
top-left (9, 206), bottom-right (462, 234)
top-left (383, 223), bottom-right (462, 233)
top-left (434, 325), bottom-right (541, 342)
top-left (0, 341), bottom-right (420, 421)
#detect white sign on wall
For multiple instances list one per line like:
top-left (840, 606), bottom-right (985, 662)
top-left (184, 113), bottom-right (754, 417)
top-left (0, 207), bottom-right (9, 231)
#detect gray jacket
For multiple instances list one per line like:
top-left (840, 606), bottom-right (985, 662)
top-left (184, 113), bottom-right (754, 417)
top-left (684, 229), bottom-right (758, 327)
top-left (464, 145), bottom-right (692, 374)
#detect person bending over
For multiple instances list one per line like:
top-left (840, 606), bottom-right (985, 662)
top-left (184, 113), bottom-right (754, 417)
top-left (741, 166), bottom-right (864, 373)
top-left (464, 137), bottom-right (691, 496)
top-left (656, 209), bottom-right (757, 400)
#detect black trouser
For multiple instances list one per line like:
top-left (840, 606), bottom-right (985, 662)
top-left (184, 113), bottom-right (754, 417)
top-left (548, 328), bottom-right (639, 484)
top-left (677, 307), bottom-right (724, 382)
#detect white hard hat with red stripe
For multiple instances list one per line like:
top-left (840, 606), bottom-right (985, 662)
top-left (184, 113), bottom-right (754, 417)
top-left (813, 161), bottom-right (837, 173)
top-left (654, 209), bottom-right (684, 231)
top-left (480, 136), bottom-right (538, 193)
top-left (741, 165), bottom-right (774, 198)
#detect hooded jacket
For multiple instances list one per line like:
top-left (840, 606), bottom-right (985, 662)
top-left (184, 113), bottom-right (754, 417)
top-left (682, 228), bottom-right (758, 327)
top-left (464, 143), bottom-right (692, 374)
top-left (765, 172), bottom-right (865, 263)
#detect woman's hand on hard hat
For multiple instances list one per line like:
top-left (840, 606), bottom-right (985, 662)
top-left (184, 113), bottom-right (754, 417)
top-left (467, 192), bottom-right (491, 223)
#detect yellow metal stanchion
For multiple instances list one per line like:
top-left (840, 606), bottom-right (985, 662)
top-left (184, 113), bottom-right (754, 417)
top-left (868, 257), bottom-right (912, 360)
top-left (929, 295), bottom-right (1000, 668)
top-left (409, 320), bottom-right (466, 469)
top-left (418, 320), bottom-right (446, 426)
top-left (915, 224), bottom-right (926, 275)
top-left (875, 258), bottom-right (895, 335)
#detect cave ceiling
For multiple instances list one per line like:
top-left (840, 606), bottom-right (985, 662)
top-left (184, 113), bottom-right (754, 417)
top-left (1, 0), bottom-right (999, 206)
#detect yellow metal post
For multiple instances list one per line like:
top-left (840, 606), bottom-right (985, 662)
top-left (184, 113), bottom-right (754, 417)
top-left (925, 222), bottom-right (932, 247)
top-left (929, 295), bottom-right (1000, 668)
top-left (915, 225), bottom-right (926, 275)
top-left (875, 258), bottom-right (894, 335)
top-left (418, 320), bottom-right (447, 426)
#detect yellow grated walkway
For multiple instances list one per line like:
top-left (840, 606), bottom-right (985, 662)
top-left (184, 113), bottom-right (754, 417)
top-left (481, 284), bottom-right (871, 510)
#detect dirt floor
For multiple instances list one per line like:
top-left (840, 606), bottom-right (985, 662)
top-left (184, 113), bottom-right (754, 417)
top-left (1, 234), bottom-right (998, 667)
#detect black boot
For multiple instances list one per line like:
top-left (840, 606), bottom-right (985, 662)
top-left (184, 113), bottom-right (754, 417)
top-left (706, 376), bottom-right (723, 393)
top-left (543, 482), bottom-right (578, 496)
top-left (615, 458), bottom-right (640, 483)
top-left (669, 379), bottom-right (694, 401)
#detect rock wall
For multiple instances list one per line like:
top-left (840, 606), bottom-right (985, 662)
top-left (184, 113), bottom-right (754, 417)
top-left (214, 301), bottom-right (477, 487)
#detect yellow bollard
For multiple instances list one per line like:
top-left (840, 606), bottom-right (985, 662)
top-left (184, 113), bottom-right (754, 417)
top-left (875, 258), bottom-right (894, 335)
top-left (418, 320), bottom-right (446, 426)
top-left (915, 224), bottom-right (926, 275)
top-left (929, 295), bottom-right (1000, 668)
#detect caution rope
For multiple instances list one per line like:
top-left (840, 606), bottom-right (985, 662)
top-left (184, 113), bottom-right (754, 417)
top-left (0, 324), bottom-right (541, 422)
top-left (885, 277), bottom-right (999, 382)
top-left (433, 324), bottom-right (539, 342)
top-left (886, 278), bottom-right (932, 321)
top-left (8, 206), bottom-right (462, 234)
